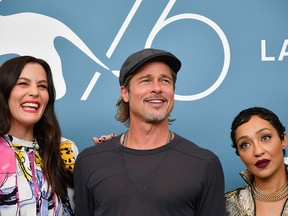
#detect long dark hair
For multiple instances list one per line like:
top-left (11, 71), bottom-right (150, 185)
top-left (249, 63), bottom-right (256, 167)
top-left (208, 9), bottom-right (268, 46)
top-left (0, 56), bottom-right (73, 200)
top-left (231, 107), bottom-right (286, 156)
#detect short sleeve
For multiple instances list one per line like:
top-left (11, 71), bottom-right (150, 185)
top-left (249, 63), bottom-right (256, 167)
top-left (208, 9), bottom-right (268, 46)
top-left (60, 137), bottom-right (78, 172)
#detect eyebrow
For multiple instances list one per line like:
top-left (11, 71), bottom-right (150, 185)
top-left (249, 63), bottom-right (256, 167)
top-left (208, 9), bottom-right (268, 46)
top-left (18, 77), bottom-right (48, 84)
top-left (137, 73), bottom-right (172, 80)
top-left (236, 128), bottom-right (273, 143)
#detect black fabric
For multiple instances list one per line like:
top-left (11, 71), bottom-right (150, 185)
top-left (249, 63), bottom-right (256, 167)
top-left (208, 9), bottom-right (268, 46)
top-left (74, 133), bottom-right (225, 216)
top-left (119, 48), bottom-right (181, 85)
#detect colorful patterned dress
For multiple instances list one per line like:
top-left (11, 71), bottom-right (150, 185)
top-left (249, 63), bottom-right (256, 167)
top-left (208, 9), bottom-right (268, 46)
top-left (0, 135), bottom-right (78, 216)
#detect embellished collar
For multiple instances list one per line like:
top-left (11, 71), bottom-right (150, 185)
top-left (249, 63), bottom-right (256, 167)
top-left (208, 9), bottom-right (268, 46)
top-left (240, 164), bottom-right (288, 186)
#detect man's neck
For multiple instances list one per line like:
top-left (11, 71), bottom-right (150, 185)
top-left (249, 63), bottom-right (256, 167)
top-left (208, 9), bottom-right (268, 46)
top-left (122, 123), bottom-right (171, 150)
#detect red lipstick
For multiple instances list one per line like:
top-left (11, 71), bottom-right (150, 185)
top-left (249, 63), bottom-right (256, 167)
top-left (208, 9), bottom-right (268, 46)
top-left (255, 159), bottom-right (270, 168)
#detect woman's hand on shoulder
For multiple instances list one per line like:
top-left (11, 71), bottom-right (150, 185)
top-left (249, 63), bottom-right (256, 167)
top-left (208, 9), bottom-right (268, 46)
top-left (93, 133), bottom-right (116, 144)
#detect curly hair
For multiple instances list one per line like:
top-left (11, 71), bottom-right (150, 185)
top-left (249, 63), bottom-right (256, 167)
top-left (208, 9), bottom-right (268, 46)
top-left (230, 107), bottom-right (286, 156)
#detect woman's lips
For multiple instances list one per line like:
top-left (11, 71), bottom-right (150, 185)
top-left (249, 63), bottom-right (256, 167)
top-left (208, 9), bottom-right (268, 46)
top-left (255, 159), bottom-right (270, 168)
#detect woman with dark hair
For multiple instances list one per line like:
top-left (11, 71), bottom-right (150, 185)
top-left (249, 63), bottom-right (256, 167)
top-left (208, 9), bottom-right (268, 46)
top-left (0, 56), bottom-right (78, 215)
top-left (225, 107), bottom-right (288, 215)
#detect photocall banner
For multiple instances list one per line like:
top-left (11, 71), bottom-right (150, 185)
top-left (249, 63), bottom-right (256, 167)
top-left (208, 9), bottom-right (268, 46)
top-left (1, 0), bottom-right (287, 191)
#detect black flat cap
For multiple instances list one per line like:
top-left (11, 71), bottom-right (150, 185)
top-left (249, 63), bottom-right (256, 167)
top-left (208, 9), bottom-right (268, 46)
top-left (119, 48), bottom-right (181, 86)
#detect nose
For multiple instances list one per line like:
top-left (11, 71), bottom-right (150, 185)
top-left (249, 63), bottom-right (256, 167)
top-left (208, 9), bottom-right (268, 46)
top-left (28, 85), bottom-right (39, 97)
top-left (253, 143), bottom-right (265, 157)
top-left (151, 81), bottom-right (162, 93)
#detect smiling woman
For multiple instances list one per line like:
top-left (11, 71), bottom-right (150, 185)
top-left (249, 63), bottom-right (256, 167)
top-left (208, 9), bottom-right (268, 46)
top-left (8, 63), bottom-right (49, 134)
top-left (0, 56), bottom-right (78, 215)
top-left (225, 107), bottom-right (288, 216)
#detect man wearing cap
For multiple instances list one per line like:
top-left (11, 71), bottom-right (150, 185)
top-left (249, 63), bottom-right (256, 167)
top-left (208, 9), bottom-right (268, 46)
top-left (74, 48), bottom-right (225, 216)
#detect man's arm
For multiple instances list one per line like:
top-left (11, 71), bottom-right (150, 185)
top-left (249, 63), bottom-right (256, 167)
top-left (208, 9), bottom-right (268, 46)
top-left (74, 156), bottom-right (94, 216)
top-left (197, 156), bottom-right (226, 216)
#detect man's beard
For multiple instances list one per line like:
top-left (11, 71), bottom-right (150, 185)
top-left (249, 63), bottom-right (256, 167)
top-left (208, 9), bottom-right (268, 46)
top-left (144, 110), bottom-right (167, 123)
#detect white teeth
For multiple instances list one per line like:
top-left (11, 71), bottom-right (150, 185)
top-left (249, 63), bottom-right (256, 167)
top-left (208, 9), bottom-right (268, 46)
top-left (22, 103), bottom-right (39, 109)
top-left (148, 100), bottom-right (163, 103)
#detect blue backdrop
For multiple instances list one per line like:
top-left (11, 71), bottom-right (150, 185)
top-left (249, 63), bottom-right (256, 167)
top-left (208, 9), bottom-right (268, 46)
top-left (1, 0), bottom-right (288, 191)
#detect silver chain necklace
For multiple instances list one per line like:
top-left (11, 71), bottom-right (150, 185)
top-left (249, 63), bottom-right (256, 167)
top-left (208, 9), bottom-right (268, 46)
top-left (121, 130), bottom-right (172, 147)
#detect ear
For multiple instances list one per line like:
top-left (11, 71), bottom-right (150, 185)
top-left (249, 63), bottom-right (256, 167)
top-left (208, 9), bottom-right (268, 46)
top-left (282, 132), bottom-right (288, 149)
top-left (120, 86), bottom-right (129, 102)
